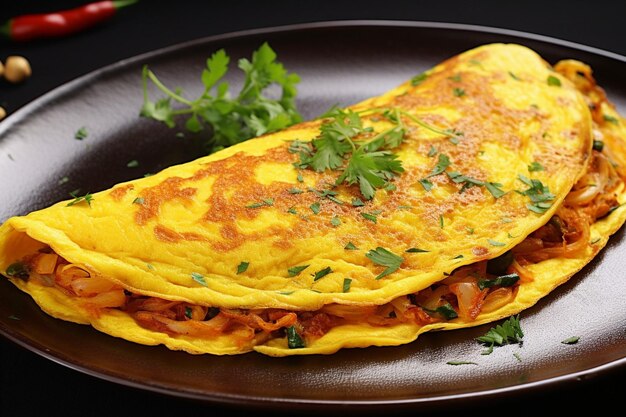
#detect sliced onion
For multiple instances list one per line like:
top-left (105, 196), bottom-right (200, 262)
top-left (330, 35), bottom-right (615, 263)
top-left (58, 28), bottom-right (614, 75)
top-left (32, 253), bottom-right (58, 275)
top-left (70, 276), bottom-right (116, 296)
top-left (480, 287), bottom-right (515, 314)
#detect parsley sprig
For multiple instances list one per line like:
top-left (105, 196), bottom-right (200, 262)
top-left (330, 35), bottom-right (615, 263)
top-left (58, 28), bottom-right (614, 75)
top-left (366, 247), bottom-right (404, 279)
top-left (517, 175), bottom-right (555, 213)
top-left (295, 108), bottom-right (405, 200)
top-left (476, 315), bottom-right (524, 355)
top-left (141, 43), bottom-right (302, 153)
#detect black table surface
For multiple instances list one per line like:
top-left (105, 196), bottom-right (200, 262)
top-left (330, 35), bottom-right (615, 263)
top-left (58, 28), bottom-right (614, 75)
top-left (1, 1), bottom-right (625, 415)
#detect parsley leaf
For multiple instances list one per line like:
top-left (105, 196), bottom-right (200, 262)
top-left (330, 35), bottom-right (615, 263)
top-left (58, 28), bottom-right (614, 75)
top-left (477, 273), bottom-right (520, 290)
top-left (312, 266), bottom-right (332, 281)
top-left (476, 315), bottom-right (523, 355)
top-left (603, 114), bottom-right (619, 125)
top-left (191, 272), bottom-right (207, 287)
top-left (446, 361), bottom-right (478, 366)
top-left (67, 191), bottom-right (94, 207)
top-left (366, 247), bottom-right (403, 280)
top-left (528, 161), bottom-right (544, 172)
top-left (342, 278), bottom-right (352, 292)
top-left (74, 127), bottom-right (88, 140)
top-left (288, 265), bottom-right (309, 277)
top-left (286, 326), bottom-right (305, 349)
top-left (406, 247), bottom-right (429, 253)
top-left (344, 242), bottom-right (358, 250)
top-left (426, 154), bottom-right (451, 178)
top-left (411, 73), bottom-right (428, 86)
top-left (561, 336), bottom-right (580, 345)
top-left (547, 75), bottom-right (561, 87)
top-left (141, 43), bottom-right (302, 153)
top-left (236, 261), bottom-right (249, 274)
top-left (361, 212), bottom-right (378, 223)
top-left (485, 182), bottom-right (506, 199)
top-left (517, 175), bottom-right (555, 213)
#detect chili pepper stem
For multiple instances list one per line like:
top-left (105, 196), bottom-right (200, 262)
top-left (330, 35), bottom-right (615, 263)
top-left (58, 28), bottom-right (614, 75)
top-left (112, 0), bottom-right (139, 9)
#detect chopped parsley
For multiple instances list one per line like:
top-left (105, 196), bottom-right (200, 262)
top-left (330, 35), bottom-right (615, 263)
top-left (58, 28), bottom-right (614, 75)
top-left (366, 247), bottom-right (403, 280)
top-left (288, 187), bottom-right (303, 194)
top-left (476, 315), bottom-right (523, 355)
top-left (453, 87), bottom-right (466, 97)
top-left (547, 75), bottom-right (561, 87)
top-left (246, 198), bottom-right (274, 209)
top-left (127, 159), bottom-right (139, 168)
top-left (296, 108), bottom-right (405, 200)
top-left (593, 140), bottom-right (604, 152)
top-left (288, 265), bottom-right (309, 277)
top-left (287, 207), bottom-right (297, 215)
top-left (312, 266), bottom-right (332, 281)
top-left (477, 273), bottom-right (520, 290)
top-left (132, 197), bottom-right (145, 205)
top-left (485, 182), bottom-right (506, 199)
top-left (236, 261), bottom-right (249, 274)
top-left (603, 114), bottom-right (619, 125)
top-left (191, 272), bottom-right (207, 287)
top-left (309, 202), bottom-right (321, 214)
top-left (286, 326), bottom-right (305, 349)
top-left (427, 145), bottom-right (437, 157)
top-left (427, 154), bottom-right (451, 178)
top-left (432, 303), bottom-right (458, 320)
top-left (419, 178), bottom-right (434, 191)
top-left (406, 247), bottom-right (429, 253)
top-left (185, 307), bottom-right (193, 319)
top-left (508, 71), bottom-right (521, 81)
top-left (58, 176), bottom-right (69, 185)
top-left (517, 174), bottom-right (555, 213)
top-left (528, 161), bottom-right (544, 172)
top-left (344, 242), bottom-right (358, 250)
top-left (351, 197), bottom-right (365, 207)
top-left (67, 191), bottom-right (94, 207)
top-left (410, 72), bottom-right (428, 86)
top-left (361, 212), bottom-right (378, 223)
top-left (487, 239), bottom-right (506, 247)
top-left (330, 216), bottom-right (341, 227)
top-left (513, 353), bottom-right (522, 362)
top-left (342, 278), bottom-right (352, 293)
top-left (452, 254), bottom-right (464, 259)
top-left (6, 262), bottom-right (29, 280)
top-left (74, 127), bottom-right (88, 140)
top-left (439, 215), bottom-right (444, 229)
top-left (561, 336), bottom-right (580, 345)
top-left (446, 361), bottom-right (478, 366)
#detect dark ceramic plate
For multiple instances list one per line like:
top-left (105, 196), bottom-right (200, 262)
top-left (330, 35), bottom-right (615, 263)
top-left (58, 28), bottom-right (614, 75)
top-left (1, 21), bottom-right (626, 409)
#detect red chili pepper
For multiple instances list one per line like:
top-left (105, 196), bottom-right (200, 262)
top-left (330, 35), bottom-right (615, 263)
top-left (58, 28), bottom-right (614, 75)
top-left (0, 0), bottom-right (138, 42)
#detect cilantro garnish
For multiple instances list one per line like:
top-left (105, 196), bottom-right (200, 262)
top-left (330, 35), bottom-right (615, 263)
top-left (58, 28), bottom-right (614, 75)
top-left (236, 261), bottom-right (249, 274)
top-left (141, 43), bottom-right (301, 153)
top-left (487, 239), bottom-right (506, 247)
top-left (67, 191), bottom-right (94, 207)
top-left (476, 315), bottom-right (523, 355)
top-left (191, 272), bottom-right (207, 287)
top-left (132, 197), bottom-right (145, 205)
top-left (427, 145), bottom-right (437, 157)
top-left (127, 159), bottom-right (139, 168)
top-left (366, 247), bottom-right (403, 280)
top-left (330, 216), bottom-right (341, 227)
top-left (485, 182), bottom-right (506, 199)
top-left (351, 197), bottom-right (365, 207)
top-left (288, 265), bottom-right (309, 277)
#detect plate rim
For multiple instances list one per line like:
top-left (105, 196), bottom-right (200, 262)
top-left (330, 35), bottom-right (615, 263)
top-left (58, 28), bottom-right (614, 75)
top-left (1, 20), bottom-right (626, 408)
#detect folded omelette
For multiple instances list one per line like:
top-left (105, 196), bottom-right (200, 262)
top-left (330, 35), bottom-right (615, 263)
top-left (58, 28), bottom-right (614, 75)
top-left (1, 43), bottom-right (623, 356)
